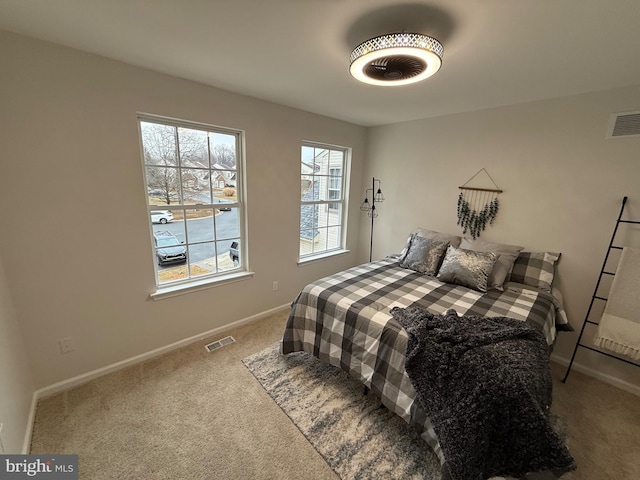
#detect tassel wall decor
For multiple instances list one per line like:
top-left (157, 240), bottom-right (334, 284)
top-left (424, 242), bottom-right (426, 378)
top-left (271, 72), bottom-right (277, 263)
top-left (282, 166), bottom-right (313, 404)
top-left (456, 168), bottom-right (502, 239)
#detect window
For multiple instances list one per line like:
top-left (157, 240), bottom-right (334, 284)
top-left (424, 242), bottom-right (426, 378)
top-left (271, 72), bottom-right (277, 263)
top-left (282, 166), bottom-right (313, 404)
top-left (300, 144), bottom-right (349, 259)
top-left (328, 167), bottom-right (341, 210)
top-left (139, 115), bottom-right (245, 289)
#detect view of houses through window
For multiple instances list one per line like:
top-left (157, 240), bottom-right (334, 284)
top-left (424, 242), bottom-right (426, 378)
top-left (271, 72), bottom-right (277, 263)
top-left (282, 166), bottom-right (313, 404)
top-left (300, 144), bottom-right (349, 258)
top-left (139, 116), bottom-right (244, 287)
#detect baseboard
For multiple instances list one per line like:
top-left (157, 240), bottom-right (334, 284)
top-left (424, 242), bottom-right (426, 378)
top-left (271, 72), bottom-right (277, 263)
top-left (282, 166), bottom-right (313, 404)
top-left (551, 354), bottom-right (640, 397)
top-left (22, 391), bottom-right (38, 454)
top-left (24, 303), bottom-right (290, 451)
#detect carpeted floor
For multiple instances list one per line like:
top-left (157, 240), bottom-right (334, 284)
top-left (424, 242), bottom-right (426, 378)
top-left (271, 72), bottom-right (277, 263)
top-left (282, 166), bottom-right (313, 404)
top-left (30, 309), bottom-right (640, 479)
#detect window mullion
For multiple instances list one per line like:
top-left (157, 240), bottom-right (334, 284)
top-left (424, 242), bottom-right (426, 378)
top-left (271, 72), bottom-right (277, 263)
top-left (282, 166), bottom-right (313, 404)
top-left (174, 126), bottom-right (191, 279)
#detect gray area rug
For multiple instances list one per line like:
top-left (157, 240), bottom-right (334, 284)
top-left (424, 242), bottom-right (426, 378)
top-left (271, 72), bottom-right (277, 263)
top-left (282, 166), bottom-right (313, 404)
top-left (242, 343), bottom-right (442, 480)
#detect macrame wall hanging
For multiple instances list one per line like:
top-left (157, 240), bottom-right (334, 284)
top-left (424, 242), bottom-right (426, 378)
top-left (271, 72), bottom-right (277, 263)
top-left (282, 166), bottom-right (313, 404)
top-left (457, 168), bottom-right (502, 239)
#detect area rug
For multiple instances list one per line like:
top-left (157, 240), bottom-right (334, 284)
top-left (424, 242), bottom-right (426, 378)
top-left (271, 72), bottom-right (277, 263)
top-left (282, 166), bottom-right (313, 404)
top-left (242, 343), bottom-right (441, 480)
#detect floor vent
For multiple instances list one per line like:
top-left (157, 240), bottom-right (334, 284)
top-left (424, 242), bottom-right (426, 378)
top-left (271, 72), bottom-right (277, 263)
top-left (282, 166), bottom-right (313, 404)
top-left (205, 336), bottom-right (236, 352)
top-left (607, 111), bottom-right (640, 138)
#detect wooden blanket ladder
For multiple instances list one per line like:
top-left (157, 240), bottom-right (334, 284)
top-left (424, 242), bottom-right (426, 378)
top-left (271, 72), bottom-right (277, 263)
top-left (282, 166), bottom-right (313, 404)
top-left (562, 196), bottom-right (640, 382)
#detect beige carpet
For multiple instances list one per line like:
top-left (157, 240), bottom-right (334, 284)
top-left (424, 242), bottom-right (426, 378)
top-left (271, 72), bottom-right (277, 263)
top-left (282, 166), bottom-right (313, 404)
top-left (30, 310), bottom-right (640, 479)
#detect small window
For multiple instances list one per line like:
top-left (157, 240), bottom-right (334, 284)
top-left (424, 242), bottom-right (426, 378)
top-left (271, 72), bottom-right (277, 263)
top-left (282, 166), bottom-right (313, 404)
top-left (139, 115), bottom-right (245, 288)
top-left (300, 143), bottom-right (349, 259)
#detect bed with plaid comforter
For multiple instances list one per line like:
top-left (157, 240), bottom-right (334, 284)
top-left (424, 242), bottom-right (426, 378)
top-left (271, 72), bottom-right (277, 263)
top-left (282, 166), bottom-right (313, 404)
top-left (280, 258), bottom-right (567, 464)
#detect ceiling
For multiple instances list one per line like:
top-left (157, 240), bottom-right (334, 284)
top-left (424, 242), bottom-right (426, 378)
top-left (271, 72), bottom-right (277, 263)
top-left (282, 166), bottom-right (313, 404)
top-left (1, 0), bottom-right (639, 127)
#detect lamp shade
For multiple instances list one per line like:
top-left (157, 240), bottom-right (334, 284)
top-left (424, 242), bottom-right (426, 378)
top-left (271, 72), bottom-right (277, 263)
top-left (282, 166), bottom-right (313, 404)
top-left (349, 32), bottom-right (443, 86)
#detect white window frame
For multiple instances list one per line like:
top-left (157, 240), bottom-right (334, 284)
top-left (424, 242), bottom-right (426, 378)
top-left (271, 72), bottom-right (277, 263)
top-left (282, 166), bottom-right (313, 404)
top-left (299, 142), bottom-right (350, 262)
top-left (138, 114), bottom-right (251, 298)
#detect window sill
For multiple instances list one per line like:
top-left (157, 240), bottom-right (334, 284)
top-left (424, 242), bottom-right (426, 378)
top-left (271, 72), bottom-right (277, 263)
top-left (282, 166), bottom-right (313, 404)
top-left (150, 270), bottom-right (254, 300)
top-left (297, 249), bottom-right (350, 266)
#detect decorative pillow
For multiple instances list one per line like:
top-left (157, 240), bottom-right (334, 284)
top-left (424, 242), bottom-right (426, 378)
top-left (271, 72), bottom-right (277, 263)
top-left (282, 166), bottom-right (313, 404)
top-left (399, 235), bottom-right (449, 275)
top-left (398, 233), bottom-right (415, 263)
top-left (436, 246), bottom-right (498, 292)
top-left (415, 228), bottom-right (462, 248)
top-left (460, 238), bottom-right (524, 291)
top-left (508, 251), bottom-right (561, 292)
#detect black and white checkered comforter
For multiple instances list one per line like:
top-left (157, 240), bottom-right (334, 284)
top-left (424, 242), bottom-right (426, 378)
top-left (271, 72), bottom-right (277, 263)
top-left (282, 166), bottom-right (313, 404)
top-left (280, 258), bottom-right (564, 464)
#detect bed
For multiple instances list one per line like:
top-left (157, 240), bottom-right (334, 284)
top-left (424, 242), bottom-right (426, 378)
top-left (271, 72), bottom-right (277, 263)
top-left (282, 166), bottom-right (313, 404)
top-left (281, 231), bottom-right (574, 479)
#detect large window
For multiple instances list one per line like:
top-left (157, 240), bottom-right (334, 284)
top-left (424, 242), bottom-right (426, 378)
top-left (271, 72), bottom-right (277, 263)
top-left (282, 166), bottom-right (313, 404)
top-left (300, 144), bottom-right (349, 259)
top-left (139, 116), bottom-right (244, 288)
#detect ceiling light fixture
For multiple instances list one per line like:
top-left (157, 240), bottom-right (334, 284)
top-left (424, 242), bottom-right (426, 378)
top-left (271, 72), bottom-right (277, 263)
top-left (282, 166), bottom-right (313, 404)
top-left (349, 32), bottom-right (443, 86)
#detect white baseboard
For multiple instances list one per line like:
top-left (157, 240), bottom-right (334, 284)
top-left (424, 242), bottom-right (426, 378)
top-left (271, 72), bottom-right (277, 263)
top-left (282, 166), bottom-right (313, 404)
top-left (551, 354), bottom-right (640, 397)
top-left (24, 303), bottom-right (290, 451)
top-left (22, 391), bottom-right (38, 454)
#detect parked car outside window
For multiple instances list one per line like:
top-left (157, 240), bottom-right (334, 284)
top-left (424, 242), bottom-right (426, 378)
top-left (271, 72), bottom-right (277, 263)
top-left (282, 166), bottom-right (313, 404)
top-left (153, 231), bottom-right (187, 265)
top-left (218, 199), bottom-right (233, 212)
top-left (229, 241), bottom-right (239, 266)
top-left (150, 210), bottom-right (173, 224)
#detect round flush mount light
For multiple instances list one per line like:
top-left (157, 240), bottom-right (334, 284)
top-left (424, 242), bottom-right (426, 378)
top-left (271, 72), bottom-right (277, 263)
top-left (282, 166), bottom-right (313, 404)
top-left (349, 32), bottom-right (443, 86)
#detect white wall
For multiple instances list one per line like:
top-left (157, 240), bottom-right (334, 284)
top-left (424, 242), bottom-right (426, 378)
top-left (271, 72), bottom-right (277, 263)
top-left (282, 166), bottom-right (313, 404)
top-left (0, 257), bottom-right (34, 453)
top-left (0, 31), bottom-right (366, 389)
top-left (362, 85), bottom-right (640, 390)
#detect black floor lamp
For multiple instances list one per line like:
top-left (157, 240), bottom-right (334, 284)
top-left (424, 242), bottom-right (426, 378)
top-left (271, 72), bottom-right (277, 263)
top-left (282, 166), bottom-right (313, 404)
top-left (360, 177), bottom-right (384, 262)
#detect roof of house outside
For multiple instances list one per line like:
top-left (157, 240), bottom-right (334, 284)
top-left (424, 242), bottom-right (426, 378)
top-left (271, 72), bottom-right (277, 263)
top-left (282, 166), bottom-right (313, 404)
top-left (300, 179), bottom-right (319, 240)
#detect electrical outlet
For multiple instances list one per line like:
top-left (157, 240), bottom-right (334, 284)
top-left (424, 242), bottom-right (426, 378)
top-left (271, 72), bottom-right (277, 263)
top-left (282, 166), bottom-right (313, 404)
top-left (272, 280), bottom-right (279, 291)
top-left (58, 337), bottom-right (75, 354)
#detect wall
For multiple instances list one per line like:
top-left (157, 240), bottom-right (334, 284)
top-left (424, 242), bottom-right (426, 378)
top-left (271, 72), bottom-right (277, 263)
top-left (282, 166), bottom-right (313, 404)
top-left (0, 258), bottom-right (34, 453)
top-left (362, 85), bottom-right (640, 391)
top-left (0, 31), bottom-right (366, 389)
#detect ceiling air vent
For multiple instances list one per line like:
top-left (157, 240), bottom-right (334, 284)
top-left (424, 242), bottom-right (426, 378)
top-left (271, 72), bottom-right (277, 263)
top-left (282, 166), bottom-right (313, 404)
top-left (607, 111), bottom-right (640, 138)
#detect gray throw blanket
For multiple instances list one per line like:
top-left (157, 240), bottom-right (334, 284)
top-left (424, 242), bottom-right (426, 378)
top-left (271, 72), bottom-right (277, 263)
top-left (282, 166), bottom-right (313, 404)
top-left (391, 307), bottom-right (576, 480)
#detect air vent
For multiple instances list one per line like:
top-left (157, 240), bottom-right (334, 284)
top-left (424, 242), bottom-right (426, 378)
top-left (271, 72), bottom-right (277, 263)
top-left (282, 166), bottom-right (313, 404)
top-left (204, 336), bottom-right (235, 352)
top-left (607, 111), bottom-right (640, 138)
